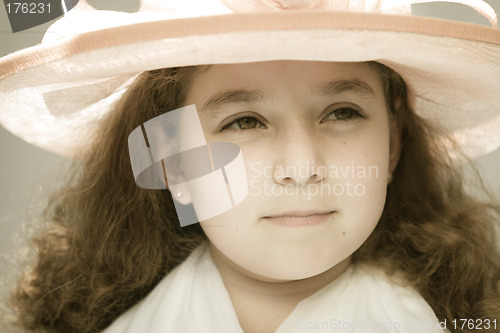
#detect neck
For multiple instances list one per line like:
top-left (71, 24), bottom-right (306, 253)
top-left (209, 243), bottom-right (351, 332)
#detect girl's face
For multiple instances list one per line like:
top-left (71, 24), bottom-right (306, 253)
top-left (183, 61), bottom-right (399, 281)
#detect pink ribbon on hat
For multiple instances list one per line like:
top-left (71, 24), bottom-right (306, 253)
top-left (220, 0), bottom-right (497, 26)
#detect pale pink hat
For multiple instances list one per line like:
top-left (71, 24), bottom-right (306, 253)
top-left (0, 0), bottom-right (499, 158)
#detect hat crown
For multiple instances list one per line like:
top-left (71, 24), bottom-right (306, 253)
top-left (259, 0), bottom-right (322, 9)
top-left (217, 0), bottom-right (497, 25)
top-left (219, 0), bottom-right (410, 13)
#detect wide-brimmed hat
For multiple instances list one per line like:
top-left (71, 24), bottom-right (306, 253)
top-left (0, 0), bottom-right (499, 158)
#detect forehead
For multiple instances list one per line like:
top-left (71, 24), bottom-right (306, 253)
top-left (187, 61), bottom-right (384, 99)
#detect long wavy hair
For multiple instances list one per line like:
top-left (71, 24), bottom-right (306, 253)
top-left (6, 62), bottom-right (500, 332)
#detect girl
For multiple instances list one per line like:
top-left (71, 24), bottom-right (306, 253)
top-left (1, 1), bottom-right (499, 332)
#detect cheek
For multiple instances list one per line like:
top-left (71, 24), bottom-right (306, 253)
top-left (335, 171), bottom-right (388, 250)
top-left (320, 139), bottom-right (389, 254)
top-left (334, 130), bottom-right (390, 230)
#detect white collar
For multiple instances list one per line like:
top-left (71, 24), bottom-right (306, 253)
top-left (104, 243), bottom-right (448, 333)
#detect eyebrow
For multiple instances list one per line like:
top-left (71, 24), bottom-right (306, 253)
top-left (201, 89), bottom-right (267, 114)
top-left (315, 79), bottom-right (376, 98)
top-left (200, 79), bottom-right (376, 115)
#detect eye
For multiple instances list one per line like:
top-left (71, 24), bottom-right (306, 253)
top-left (221, 116), bottom-right (266, 131)
top-left (321, 106), bottom-right (365, 123)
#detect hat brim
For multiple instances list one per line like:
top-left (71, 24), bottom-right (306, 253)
top-left (0, 10), bottom-right (499, 158)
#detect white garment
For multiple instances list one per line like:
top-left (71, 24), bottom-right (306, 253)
top-left (103, 243), bottom-right (448, 333)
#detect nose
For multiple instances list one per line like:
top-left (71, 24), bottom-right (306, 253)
top-left (272, 122), bottom-right (326, 186)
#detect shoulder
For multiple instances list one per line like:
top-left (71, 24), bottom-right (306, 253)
top-left (348, 263), bottom-right (448, 332)
top-left (280, 263), bottom-right (449, 333)
top-left (102, 242), bottom-right (216, 332)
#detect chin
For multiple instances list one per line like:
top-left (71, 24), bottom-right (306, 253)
top-left (256, 251), bottom-right (345, 281)
top-left (271, 265), bottom-right (334, 281)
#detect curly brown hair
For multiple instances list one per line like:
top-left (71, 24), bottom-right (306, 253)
top-left (5, 63), bottom-right (500, 332)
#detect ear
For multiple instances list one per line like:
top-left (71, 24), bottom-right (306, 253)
top-left (168, 181), bottom-right (193, 206)
top-left (388, 118), bottom-right (401, 182)
top-left (163, 160), bottom-right (193, 205)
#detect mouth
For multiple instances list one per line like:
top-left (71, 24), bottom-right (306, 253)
top-left (262, 210), bottom-right (335, 227)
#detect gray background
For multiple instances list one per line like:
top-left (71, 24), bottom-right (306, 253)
top-left (1, 0), bottom-right (499, 323)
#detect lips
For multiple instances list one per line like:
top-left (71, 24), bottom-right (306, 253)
top-left (262, 210), bottom-right (335, 226)
top-left (264, 209), bottom-right (333, 218)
